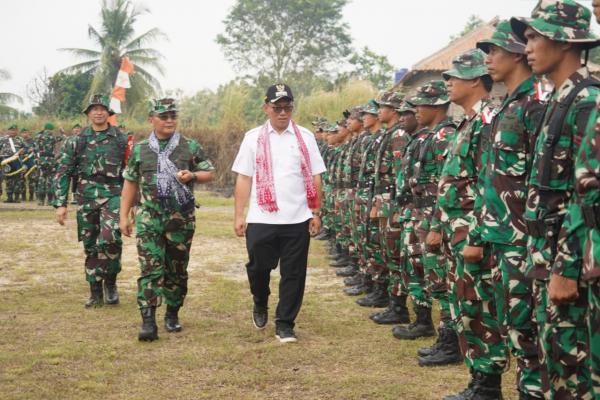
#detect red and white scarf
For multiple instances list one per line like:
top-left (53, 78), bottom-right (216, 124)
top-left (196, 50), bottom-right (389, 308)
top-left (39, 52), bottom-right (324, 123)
top-left (255, 120), bottom-right (318, 213)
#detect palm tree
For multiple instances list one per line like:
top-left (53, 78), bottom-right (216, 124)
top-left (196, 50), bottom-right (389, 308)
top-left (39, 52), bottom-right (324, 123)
top-left (0, 69), bottom-right (23, 117)
top-left (59, 0), bottom-right (166, 113)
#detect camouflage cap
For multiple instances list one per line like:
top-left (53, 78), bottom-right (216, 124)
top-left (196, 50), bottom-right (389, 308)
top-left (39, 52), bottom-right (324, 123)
top-left (149, 98), bottom-right (178, 115)
top-left (511, 0), bottom-right (600, 49)
top-left (83, 94), bottom-right (115, 116)
top-left (374, 91), bottom-right (404, 109)
top-left (311, 116), bottom-right (327, 127)
top-left (7, 124), bottom-right (17, 130)
top-left (397, 101), bottom-right (416, 114)
top-left (324, 123), bottom-right (338, 133)
top-left (442, 49), bottom-right (489, 81)
top-left (477, 20), bottom-right (527, 55)
top-left (361, 99), bottom-right (379, 115)
top-left (406, 80), bottom-right (450, 106)
top-left (348, 106), bottom-right (364, 121)
top-left (72, 123), bottom-right (81, 129)
top-left (44, 122), bottom-right (55, 130)
top-left (20, 127), bottom-right (29, 132)
top-left (336, 118), bottom-right (348, 128)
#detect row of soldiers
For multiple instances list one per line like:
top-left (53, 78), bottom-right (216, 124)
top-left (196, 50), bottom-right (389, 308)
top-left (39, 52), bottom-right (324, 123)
top-left (317, 1), bottom-right (600, 399)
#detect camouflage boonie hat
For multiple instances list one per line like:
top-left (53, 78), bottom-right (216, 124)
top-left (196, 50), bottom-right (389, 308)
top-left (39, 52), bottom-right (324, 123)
top-left (83, 94), bottom-right (115, 116)
top-left (397, 101), bottom-right (416, 114)
top-left (311, 116), bottom-right (327, 128)
top-left (477, 20), bottom-right (527, 54)
top-left (361, 99), bottom-right (379, 115)
top-left (336, 118), bottom-right (348, 128)
top-left (347, 106), bottom-right (364, 121)
top-left (406, 80), bottom-right (450, 106)
top-left (442, 49), bottom-right (489, 80)
top-left (511, 0), bottom-right (600, 49)
top-left (375, 91), bottom-right (403, 109)
top-left (149, 98), bottom-right (178, 115)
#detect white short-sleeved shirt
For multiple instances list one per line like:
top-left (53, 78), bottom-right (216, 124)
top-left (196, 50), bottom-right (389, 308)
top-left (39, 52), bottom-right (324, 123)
top-left (232, 121), bottom-right (326, 224)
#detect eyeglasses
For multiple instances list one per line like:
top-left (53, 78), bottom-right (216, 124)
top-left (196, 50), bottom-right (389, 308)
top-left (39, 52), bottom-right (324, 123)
top-left (271, 105), bottom-right (294, 114)
top-left (157, 113), bottom-right (177, 121)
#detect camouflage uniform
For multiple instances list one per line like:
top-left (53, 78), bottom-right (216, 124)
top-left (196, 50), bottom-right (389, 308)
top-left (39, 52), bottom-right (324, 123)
top-left (434, 50), bottom-right (508, 381)
top-left (36, 126), bottom-right (60, 205)
top-left (475, 21), bottom-right (548, 398)
top-left (348, 129), bottom-right (371, 261)
top-left (0, 130), bottom-right (25, 201)
top-left (512, 2), bottom-right (600, 397)
top-left (21, 132), bottom-right (37, 201)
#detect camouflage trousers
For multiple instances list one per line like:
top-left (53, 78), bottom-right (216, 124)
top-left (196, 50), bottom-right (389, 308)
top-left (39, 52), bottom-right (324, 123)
top-left (4, 172), bottom-right (24, 196)
top-left (136, 208), bottom-right (195, 309)
top-left (400, 209), bottom-right (431, 308)
top-left (354, 187), bottom-right (375, 275)
top-left (344, 189), bottom-right (359, 258)
top-left (36, 165), bottom-right (54, 197)
top-left (334, 189), bottom-right (350, 250)
top-left (77, 197), bottom-right (122, 283)
top-left (24, 168), bottom-right (37, 197)
top-left (588, 280), bottom-right (600, 400)
top-left (529, 233), bottom-right (593, 400)
top-left (491, 243), bottom-right (542, 398)
top-left (446, 221), bottom-right (508, 375)
top-left (321, 184), bottom-right (334, 232)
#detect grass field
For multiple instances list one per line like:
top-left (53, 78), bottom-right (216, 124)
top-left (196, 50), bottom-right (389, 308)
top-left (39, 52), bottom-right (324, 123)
top-left (0, 192), bottom-right (518, 399)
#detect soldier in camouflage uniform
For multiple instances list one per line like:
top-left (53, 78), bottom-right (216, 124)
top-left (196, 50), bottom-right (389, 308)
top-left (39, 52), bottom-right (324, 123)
top-left (53, 95), bottom-right (127, 308)
top-left (331, 118), bottom-right (353, 268)
top-left (473, 20), bottom-right (547, 399)
top-left (345, 101), bottom-right (383, 296)
top-left (512, 1), bottom-right (600, 398)
top-left (36, 122), bottom-right (60, 206)
top-left (426, 49), bottom-right (508, 399)
top-left (121, 98), bottom-right (215, 341)
top-left (321, 124), bottom-right (341, 256)
top-left (20, 128), bottom-right (37, 202)
top-left (0, 124), bottom-right (25, 203)
top-left (391, 82), bottom-right (457, 344)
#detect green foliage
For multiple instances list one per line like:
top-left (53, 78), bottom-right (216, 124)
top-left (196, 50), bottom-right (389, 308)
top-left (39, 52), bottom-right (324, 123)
top-left (58, 0), bottom-right (166, 115)
top-left (340, 46), bottom-right (394, 91)
top-left (31, 72), bottom-right (93, 118)
top-left (449, 15), bottom-right (485, 42)
top-left (216, 0), bottom-right (352, 83)
top-left (0, 68), bottom-right (23, 119)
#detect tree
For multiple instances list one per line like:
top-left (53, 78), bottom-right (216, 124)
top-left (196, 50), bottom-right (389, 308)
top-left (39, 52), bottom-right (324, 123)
top-left (0, 69), bottom-right (23, 118)
top-left (216, 0), bottom-right (352, 83)
top-left (449, 15), bottom-right (484, 42)
top-left (342, 47), bottom-right (394, 91)
top-left (28, 70), bottom-right (93, 117)
top-left (58, 0), bottom-right (166, 114)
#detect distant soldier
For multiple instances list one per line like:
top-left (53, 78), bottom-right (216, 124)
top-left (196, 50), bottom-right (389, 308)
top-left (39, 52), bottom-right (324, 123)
top-left (20, 128), bottom-right (37, 202)
top-left (36, 122), bottom-right (59, 206)
top-left (512, 1), bottom-right (600, 398)
top-left (69, 124), bottom-right (82, 205)
top-left (53, 94), bottom-right (127, 308)
top-left (120, 98), bottom-right (215, 341)
top-left (0, 124), bottom-right (25, 203)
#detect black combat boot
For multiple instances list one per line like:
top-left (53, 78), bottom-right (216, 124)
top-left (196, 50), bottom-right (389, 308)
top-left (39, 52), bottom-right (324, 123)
top-left (84, 281), bottom-right (104, 308)
top-left (139, 307), bottom-right (159, 341)
top-left (336, 262), bottom-right (358, 277)
top-left (356, 281), bottom-right (389, 307)
top-left (4, 193), bottom-right (14, 203)
top-left (370, 294), bottom-right (410, 324)
top-left (164, 305), bottom-right (182, 332)
top-left (37, 194), bottom-right (45, 206)
top-left (443, 376), bottom-right (476, 400)
top-left (392, 305), bottom-right (435, 340)
top-left (343, 274), bottom-right (373, 296)
top-left (315, 229), bottom-right (330, 240)
top-left (330, 250), bottom-right (350, 267)
top-left (103, 274), bottom-right (119, 305)
top-left (47, 193), bottom-right (55, 205)
top-left (418, 326), bottom-right (462, 366)
top-left (344, 272), bottom-right (363, 286)
top-left (328, 243), bottom-right (342, 260)
top-left (469, 371), bottom-right (503, 400)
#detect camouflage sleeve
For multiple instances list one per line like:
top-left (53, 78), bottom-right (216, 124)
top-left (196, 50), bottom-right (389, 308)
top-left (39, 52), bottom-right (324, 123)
top-left (189, 139), bottom-right (215, 172)
top-left (553, 94), bottom-right (600, 279)
top-left (122, 144), bottom-right (141, 182)
top-left (467, 120), bottom-right (488, 246)
top-left (52, 136), bottom-right (78, 207)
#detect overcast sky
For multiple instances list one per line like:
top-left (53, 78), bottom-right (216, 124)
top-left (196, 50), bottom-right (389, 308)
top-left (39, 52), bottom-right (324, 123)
top-left (3, 0), bottom-right (598, 111)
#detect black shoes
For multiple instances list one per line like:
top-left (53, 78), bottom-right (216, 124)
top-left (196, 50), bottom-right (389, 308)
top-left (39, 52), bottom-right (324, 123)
top-left (343, 273), bottom-right (363, 287)
top-left (165, 305), bottom-right (182, 332)
top-left (103, 275), bottom-right (119, 305)
top-left (444, 371), bottom-right (503, 400)
top-left (336, 264), bottom-right (358, 277)
top-left (418, 326), bottom-right (463, 366)
top-left (275, 326), bottom-right (297, 343)
top-left (370, 295), bottom-right (410, 324)
top-left (84, 281), bottom-right (104, 308)
top-left (356, 281), bottom-right (389, 308)
top-left (392, 305), bottom-right (435, 340)
top-left (252, 305), bottom-right (268, 329)
top-left (139, 307), bottom-right (159, 341)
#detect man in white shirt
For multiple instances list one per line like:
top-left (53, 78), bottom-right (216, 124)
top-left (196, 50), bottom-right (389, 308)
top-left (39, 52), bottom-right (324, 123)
top-left (232, 84), bottom-right (326, 343)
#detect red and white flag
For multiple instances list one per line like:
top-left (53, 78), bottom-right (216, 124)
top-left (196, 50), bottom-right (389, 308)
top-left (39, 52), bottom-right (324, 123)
top-left (108, 57), bottom-right (134, 125)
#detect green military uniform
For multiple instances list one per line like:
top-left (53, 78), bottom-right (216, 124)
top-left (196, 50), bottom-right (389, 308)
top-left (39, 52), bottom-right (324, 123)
top-left (123, 99), bottom-right (214, 311)
top-left (476, 21), bottom-right (547, 398)
top-left (512, 2), bottom-right (600, 398)
top-left (0, 125), bottom-right (25, 203)
top-left (320, 124), bottom-right (339, 239)
top-left (53, 95), bottom-right (126, 307)
top-left (433, 49), bottom-right (508, 396)
top-left (36, 123), bottom-right (60, 205)
top-left (20, 129), bottom-right (37, 201)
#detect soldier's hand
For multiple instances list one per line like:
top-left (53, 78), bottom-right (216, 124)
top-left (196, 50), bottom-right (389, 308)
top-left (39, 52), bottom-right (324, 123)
top-left (309, 215), bottom-right (321, 237)
top-left (234, 216), bottom-right (246, 237)
top-left (463, 245), bottom-right (484, 263)
top-left (548, 273), bottom-right (579, 305)
top-left (176, 170), bottom-right (195, 184)
top-left (55, 206), bottom-right (67, 225)
top-left (425, 231), bottom-right (442, 250)
top-left (119, 216), bottom-right (133, 237)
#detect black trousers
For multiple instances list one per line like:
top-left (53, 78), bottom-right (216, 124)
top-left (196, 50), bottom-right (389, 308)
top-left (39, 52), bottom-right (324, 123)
top-left (245, 220), bottom-right (311, 329)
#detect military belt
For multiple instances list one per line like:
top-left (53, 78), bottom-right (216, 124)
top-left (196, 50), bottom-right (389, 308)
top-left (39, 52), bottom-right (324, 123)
top-left (81, 175), bottom-right (123, 184)
top-left (413, 196), bottom-right (436, 208)
top-left (581, 204), bottom-right (600, 229)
